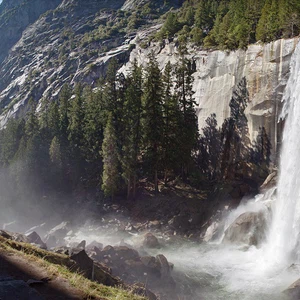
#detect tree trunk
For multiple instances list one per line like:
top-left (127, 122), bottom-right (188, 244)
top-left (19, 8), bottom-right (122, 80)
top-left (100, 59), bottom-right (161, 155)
top-left (155, 169), bottom-right (159, 195)
top-left (127, 177), bottom-right (131, 200)
top-left (133, 175), bottom-right (137, 200)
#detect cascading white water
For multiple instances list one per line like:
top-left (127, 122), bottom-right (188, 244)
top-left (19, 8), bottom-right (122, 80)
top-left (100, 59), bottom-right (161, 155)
top-left (266, 40), bottom-right (300, 266)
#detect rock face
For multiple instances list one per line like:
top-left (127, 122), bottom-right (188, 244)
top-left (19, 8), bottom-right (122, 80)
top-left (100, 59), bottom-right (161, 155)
top-left (121, 37), bottom-right (299, 155)
top-left (222, 211), bottom-right (267, 246)
top-left (0, 0), bottom-right (62, 64)
top-left (0, 0), bottom-right (298, 153)
top-left (283, 278), bottom-right (300, 299)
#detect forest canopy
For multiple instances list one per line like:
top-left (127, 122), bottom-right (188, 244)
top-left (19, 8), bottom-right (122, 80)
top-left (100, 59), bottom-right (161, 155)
top-left (158, 0), bottom-right (300, 49)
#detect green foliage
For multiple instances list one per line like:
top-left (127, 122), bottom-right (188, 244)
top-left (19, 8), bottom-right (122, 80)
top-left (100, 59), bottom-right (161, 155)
top-left (102, 113), bottom-right (119, 198)
top-left (142, 52), bottom-right (164, 193)
top-left (158, 0), bottom-right (299, 49)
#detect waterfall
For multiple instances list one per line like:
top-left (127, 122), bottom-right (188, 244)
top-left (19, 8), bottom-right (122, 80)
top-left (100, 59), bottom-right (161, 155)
top-left (266, 40), bottom-right (300, 265)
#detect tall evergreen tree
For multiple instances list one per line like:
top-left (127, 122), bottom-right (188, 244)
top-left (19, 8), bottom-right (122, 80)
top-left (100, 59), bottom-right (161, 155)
top-left (220, 77), bottom-right (250, 179)
top-left (121, 59), bottom-right (143, 199)
top-left (142, 52), bottom-right (164, 194)
top-left (102, 113), bottom-right (119, 199)
top-left (174, 54), bottom-right (199, 180)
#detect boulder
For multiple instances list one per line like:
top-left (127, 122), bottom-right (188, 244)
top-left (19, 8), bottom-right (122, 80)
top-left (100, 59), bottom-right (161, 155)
top-left (70, 250), bottom-right (94, 279)
top-left (156, 254), bottom-right (170, 277)
top-left (142, 233), bottom-right (160, 249)
top-left (114, 246), bottom-right (140, 261)
top-left (44, 221), bottom-right (70, 247)
top-left (26, 231), bottom-right (47, 249)
top-left (0, 230), bottom-right (28, 243)
top-left (203, 222), bottom-right (224, 243)
top-left (86, 240), bottom-right (103, 251)
top-left (260, 171), bottom-right (277, 190)
top-left (222, 211), bottom-right (267, 246)
top-left (283, 278), bottom-right (300, 299)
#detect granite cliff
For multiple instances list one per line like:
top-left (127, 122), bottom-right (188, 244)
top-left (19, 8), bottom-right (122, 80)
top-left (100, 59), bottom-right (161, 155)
top-left (0, 0), bottom-right (298, 155)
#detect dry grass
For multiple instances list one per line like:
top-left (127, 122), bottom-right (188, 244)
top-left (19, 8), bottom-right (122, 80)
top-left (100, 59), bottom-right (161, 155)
top-left (0, 236), bottom-right (147, 300)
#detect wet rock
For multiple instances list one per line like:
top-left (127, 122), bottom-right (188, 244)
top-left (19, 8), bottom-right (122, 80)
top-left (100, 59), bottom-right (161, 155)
top-left (143, 233), bottom-right (160, 249)
top-left (125, 223), bottom-right (138, 232)
top-left (26, 231), bottom-right (47, 249)
top-left (147, 220), bottom-right (161, 230)
top-left (283, 278), bottom-right (300, 299)
top-left (223, 211), bottom-right (267, 246)
top-left (203, 221), bottom-right (224, 243)
top-left (260, 171), bottom-right (277, 190)
top-left (156, 254), bottom-right (170, 277)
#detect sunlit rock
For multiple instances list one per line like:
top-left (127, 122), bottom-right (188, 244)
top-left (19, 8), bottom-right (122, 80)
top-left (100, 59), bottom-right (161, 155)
top-left (222, 211), bottom-right (267, 246)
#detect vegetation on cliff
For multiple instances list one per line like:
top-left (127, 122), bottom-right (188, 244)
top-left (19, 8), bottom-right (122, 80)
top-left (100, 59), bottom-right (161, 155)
top-left (0, 53), bottom-right (271, 206)
top-left (158, 0), bottom-right (300, 49)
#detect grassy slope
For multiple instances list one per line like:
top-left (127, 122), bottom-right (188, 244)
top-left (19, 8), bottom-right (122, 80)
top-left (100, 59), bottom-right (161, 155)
top-left (0, 236), bottom-right (147, 300)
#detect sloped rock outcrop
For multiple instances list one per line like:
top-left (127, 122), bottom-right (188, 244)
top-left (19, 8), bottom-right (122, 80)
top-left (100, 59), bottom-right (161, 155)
top-left (222, 211), bottom-right (267, 246)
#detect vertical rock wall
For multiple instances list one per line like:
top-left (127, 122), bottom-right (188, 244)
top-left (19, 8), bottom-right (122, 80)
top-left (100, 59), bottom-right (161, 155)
top-left (121, 37), bottom-right (299, 158)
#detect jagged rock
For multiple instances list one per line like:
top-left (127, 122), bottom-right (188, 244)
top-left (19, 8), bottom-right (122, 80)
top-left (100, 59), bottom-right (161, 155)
top-left (142, 233), bottom-right (160, 249)
top-left (0, 230), bottom-right (29, 243)
top-left (26, 231), bottom-right (47, 249)
top-left (70, 250), bottom-right (94, 280)
top-left (222, 211), bottom-right (267, 246)
top-left (76, 240), bottom-right (86, 250)
top-left (86, 240), bottom-right (103, 251)
top-left (44, 221), bottom-right (70, 247)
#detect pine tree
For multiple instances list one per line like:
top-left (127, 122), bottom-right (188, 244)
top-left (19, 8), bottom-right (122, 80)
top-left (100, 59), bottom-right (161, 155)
top-left (121, 59), bottom-right (143, 199)
top-left (102, 113), bottom-right (119, 199)
top-left (161, 61), bottom-right (180, 182)
top-left (220, 77), bottom-right (250, 179)
top-left (198, 114), bottom-right (221, 180)
top-left (252, 126), bottom-right (271, 167)
top-left (68, 83), bottom-right (84, 149)
top-left (142, 52), bottom-right (164, 194)
top-left (25, 99), bottom-right (39, 140)
top-left (174, 54), bottom-right (199, 180)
